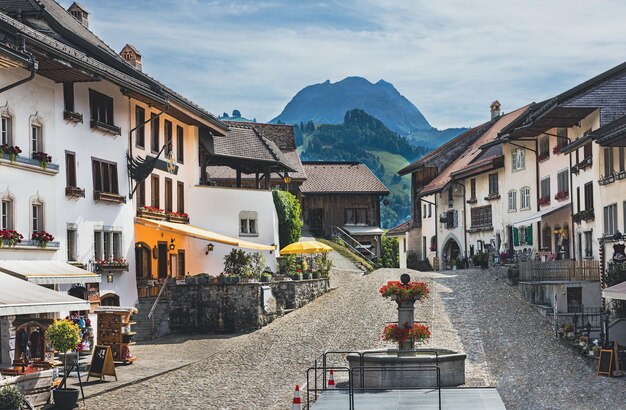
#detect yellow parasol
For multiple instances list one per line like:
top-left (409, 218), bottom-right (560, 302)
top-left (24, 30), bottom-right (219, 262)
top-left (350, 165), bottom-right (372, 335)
top-left (280, 241), bottom-right (333, 255)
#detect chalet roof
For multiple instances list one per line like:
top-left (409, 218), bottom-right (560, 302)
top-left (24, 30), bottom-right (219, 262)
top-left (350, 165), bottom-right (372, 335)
top-left (420, 105), bottom-right (529, 196)
top-left (300, 162), bottom-right (389, 195)
top-left (586, 113), bottom-right (626, 147)
top-left (398, 120), bottom-right (497, 176)
top-left (386, 220), bottom-right (410, 236)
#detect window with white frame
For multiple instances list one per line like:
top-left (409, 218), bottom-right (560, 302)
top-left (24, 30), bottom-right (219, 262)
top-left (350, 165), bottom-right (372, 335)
top-left (239, 211), bottom-right (258, 236)
top-left (67, 226), bottom-right (77, 261)
top-left (31, 124), bottom-right (42, 154)
top-left (32, 202), bottom-right (43, 234)
top-left (1, 198), bottom-right (13, 229)
top-left (604, 204), bottom-right (618, 236)
top-left (520, 187), bottom-right (531, 209)
top-left (584, 230), bottom-right (593, 258)
top-left (540, 177), bottom-right (550, 199)
top-left (508, 190), bottom-right (517, 211)
top-left (1, 115), bottom-right (12, 145)
top-left (94, 229), bottom-right (122, 260)
top-left (512, 148), bottom-right (525, 171)
top-left (557, 170), bottom-right (569, 196)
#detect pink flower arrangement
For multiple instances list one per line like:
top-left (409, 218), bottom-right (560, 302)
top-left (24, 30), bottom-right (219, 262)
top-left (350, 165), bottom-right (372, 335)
top-left (139, 205), bottom-right (165, 214)
top-left (167, 211), bottom-right (189, 219)
top-left (538, 196), bottom-right (551, 206)
top-left (554, 191), bottom-right (568, 201)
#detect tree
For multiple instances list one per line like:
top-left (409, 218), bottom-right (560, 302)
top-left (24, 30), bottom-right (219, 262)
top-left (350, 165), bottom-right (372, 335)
top-left (272, 190), bottom-right (303, 248)
top-left (232, 109), bottom-right (241, 117)
top-left (380, 234), bottom-right (399, 268)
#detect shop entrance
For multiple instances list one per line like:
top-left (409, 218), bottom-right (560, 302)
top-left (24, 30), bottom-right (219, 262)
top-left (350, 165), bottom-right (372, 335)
top-left (157, 242), bottom-right (168, 279)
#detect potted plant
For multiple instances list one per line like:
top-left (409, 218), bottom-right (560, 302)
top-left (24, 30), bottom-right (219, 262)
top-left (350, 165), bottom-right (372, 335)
top-left (291, 271), bottom-right (302, 281)
top-left (32, 151), bottom-right (52, 169)
top-left (0, 229), bottom-right (23, 247)
top-left (0, 385), bottom-right (24, 410)
top-left (314, 253), bottom-right (333, 279)
top-left (592, 346), bottom-right (602, 357)
top-left (260, 273), bottom-right (272, 283)
top-left (46, 320), bottom-right (81, 410)
top-left (0, 144), bottom-right (21, 162)
top-left (379, 280), bottom-right (430, 303)
top-left (32, 231), bottom-right (54, 249)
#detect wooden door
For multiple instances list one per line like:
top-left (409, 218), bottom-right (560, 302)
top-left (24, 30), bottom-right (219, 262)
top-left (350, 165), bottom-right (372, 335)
top-left (157, 243), bottom-right (168, 279)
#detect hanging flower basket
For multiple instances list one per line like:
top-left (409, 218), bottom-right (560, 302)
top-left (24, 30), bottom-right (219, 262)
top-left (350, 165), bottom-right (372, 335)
top-left (379, 280), bottom-right (430, 303)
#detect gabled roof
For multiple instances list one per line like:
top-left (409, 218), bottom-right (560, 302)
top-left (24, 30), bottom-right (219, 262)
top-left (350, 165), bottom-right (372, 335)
top-left (300, 162), bottom-right (389, 195)
top-left (586, 113), bottom-right (626, 147)
top-left (398, 119), bottom-right (496, 176)
top-left (420, 105), bottom-right (529, 196)
top-left (386, 220), bottom-right (410, 236)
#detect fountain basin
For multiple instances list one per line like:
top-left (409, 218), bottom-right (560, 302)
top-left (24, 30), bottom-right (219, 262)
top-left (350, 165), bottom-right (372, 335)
top-left (347, 348), bottom-right (466, 388)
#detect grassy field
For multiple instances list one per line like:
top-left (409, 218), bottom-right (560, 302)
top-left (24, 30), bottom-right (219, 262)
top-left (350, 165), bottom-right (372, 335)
top-left (316, 238), bottom-right (375, 272)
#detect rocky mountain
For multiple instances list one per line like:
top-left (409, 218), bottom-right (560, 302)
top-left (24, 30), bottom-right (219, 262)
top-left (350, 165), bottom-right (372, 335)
top-left (272, 77), bottom-right (432, 135)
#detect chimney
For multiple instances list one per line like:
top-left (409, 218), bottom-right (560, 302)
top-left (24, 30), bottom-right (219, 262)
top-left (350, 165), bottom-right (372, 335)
top-left (67, 2), bottom-right (89, 28)
top-left (490, 100), bottom-right (501, 120)
top-left (120, 44), bottom-right (142, 71)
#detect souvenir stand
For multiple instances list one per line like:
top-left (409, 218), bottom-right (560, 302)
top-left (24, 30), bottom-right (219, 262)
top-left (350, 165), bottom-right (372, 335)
top-left (13, 318), bottom-right (55, 367)
top-left (94, 307), bottom-right (138, 364)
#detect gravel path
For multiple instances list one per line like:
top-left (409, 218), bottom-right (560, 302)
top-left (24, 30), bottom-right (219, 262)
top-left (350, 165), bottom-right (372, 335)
top-left (85, 267), bottom-right (626, 409)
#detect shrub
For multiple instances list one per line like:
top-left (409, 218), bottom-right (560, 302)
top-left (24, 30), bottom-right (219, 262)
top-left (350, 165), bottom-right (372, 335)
top-left (0, 385), bottom-right (24, 409)
top-left (250, 252), bottom-right (265, 280)
top-left (380, 234), bottom-right (399, 268)
top-left (223, 249), bottom-right (251, 277)
top-left (277, 255), bottom-right (296, 275)
top-left (272, 190), bottom-right (302, 249)
top-left (46, 319), bottom-right (81, 378)
top-left (314, 253), bottom-right (333, 278)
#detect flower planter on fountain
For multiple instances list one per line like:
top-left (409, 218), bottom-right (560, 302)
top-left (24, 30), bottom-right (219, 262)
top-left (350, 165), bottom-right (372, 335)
top-left (347, 273), bottom-right (466, 388)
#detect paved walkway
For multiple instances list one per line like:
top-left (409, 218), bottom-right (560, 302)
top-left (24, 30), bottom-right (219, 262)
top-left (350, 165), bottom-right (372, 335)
top-left (82, 267), bottom-right (626, 409)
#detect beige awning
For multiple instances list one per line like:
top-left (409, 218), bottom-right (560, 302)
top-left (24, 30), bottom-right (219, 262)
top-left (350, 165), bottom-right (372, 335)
top-left (511, 203), bottom-right (570, 228)
top-left (135, 218), bottom-right (276, 251)
top-left (0, 260), bottom-right (99, 285)
top-left (603, 281), bottom-right (626, 301)
top-left (343, 225), bottom-right (385, 235)
top-left (0, 272), bottom-right (90, 316)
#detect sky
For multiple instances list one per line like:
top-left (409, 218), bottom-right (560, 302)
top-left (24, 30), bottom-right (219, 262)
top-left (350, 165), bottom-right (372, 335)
top-left (61, 0), bottom-right (626, 129)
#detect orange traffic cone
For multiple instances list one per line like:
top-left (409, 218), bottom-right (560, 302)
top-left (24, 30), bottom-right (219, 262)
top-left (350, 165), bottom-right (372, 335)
top-left (292, 384), bottom-right (301, 410)
top-left (328, 369), bottom-right (335, 389)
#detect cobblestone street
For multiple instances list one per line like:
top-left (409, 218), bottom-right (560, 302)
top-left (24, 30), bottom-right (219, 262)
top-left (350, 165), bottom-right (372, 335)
top-left (84, 267), bottom-right (626, 409)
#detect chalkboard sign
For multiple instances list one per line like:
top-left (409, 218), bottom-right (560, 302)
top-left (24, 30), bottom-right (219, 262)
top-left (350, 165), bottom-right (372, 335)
top-left (598, 349), bottom-right (614, 376)
top-left (87, 345), bottom-right (117, 381)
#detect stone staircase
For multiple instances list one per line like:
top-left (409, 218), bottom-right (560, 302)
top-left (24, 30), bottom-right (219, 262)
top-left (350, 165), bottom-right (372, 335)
top-left (407, 254), bottom-right (434, 272)
top-left (134, 296), bottom-right (170, 341)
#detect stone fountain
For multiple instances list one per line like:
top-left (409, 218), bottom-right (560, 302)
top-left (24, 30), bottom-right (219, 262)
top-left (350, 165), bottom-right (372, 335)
top-left (347, 273), bottom-right (466, 388)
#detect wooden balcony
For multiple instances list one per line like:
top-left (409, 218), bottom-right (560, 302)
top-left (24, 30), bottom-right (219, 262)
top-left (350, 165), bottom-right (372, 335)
top-left (519, 260), bottom-right (600, 282)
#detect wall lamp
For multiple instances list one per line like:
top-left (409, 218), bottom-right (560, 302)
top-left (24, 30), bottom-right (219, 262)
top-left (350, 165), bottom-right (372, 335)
top-left (107, 273), bottom-right (114, 283)
top-left (152, 245), bottom-right (158, 259)
top-left (205, 243), bottom-right (215, 255)
top-left (169, 238), bottom-right (176, 251)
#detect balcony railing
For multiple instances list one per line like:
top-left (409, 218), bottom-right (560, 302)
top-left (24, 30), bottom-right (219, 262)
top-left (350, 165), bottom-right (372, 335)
top-left (519, 259), bottom-right (600, 282)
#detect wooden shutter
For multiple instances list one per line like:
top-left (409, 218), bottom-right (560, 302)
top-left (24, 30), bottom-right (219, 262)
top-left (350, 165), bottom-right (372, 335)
top-left (453, 210), bottom-right (459, 228)
top-left (513, 227), bottom-right (519, 246)
top-left (526, 224), bottom-right (533, 245)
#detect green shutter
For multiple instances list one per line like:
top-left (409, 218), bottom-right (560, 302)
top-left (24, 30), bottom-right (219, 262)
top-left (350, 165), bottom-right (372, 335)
top-left (526, 224), bottom-right (533, 245)
top-left (513, 227), bottom-right (519, 246)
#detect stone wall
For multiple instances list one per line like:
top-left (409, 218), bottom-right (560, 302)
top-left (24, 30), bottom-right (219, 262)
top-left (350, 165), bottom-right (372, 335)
top-left (167, 278), bottom-right (329, 334)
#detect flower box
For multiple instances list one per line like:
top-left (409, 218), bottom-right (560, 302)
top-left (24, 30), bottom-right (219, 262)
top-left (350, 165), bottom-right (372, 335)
top-left (32, 152), bottom-right (52, 169)
top-left (553, 144), bottom-right (566, 155)
top-left (166, 212), bottom-right (189, 224)
top-left (0, 144), bottom-right (21, 162)
top-left (538, 196), bottom-right (551, 207)
top-left (137, 206), bottom-right (167, 220)
top-left (90, 119), bottom-right (121, 136)
top-left (554, 191), bottom-right (568, 201)
top-left (573, 209), bottom-right (594, 224)
top-left (0, 229), bottom-right (23, 247)
top-left (537, 152), bottom-right (549, 162)
top-left (484, 193), bottom-right (500, 201)
top-left (95, 260), bottom-right (129, 273)
top-left (466, 197), bottom-right (477, 204)
top-left (32, 231), bottom-right (54, 249)
top-left (63, 110), bottom-right (83, 124)
top-left (65, 186), bottom-right (85, 198)
top-left (94, 191), bottom-right (126, 204)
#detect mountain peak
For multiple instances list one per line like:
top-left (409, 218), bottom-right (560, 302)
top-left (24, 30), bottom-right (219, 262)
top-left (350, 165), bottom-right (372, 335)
top-left (272, 77), bottom-right (431, 134)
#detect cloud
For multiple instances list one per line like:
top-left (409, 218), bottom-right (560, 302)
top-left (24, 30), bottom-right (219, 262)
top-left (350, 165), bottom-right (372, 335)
top-left (62, 0), bottom-right (626, 129)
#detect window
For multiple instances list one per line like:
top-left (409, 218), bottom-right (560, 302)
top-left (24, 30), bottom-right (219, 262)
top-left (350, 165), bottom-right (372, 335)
top-left (178, 250), bottom-right (186, 277)
top-left (423, 204), bottom-right (427, 219)
top-left (428, 203), bottom-right (432, 218)
top-left (151, 113), bottom-right (160, 153)
top-left (556, 128), bottom-right (567, 143)
top-left (583, 142), bottom-right (592, 159)
top-left (137, 180), bottom-right (146, 208)
top-left (94, 231), bottom-right (103, 260)
top-left (584, 182), bottom-right (594, 211)
top-left (540, 177), bottom-right (550, 199)
top-left (1, 115), bottom-right (12, 145)
top-left (542, 225), bottom-right (552, 251)
top-left (604, 147), bottom-right (614, 176)
top-left (345, 208), bottom-right (367, 225)
top-left (239, 211), bottom-right (258, 236)
top-left (92, 159), bottom-right (119, 194)
top-left (470, 178), bottom-right (476, 199)
top-left (66, 151), bottom-right (77, 187)
top-left (576, 187), bottom-right (581, 213)
top-left (67, 227), bottom-right (77, 261)
top-left (177, 182), bottom-right (184, 213)
top-left (584, 231), bottom-right (593, 258)
top-left (31, 124), bottom-right (42, 153)
top-left (470, 205), bottom-right (492, 228)
top-left (512, 148), bottom-right (525, 171)
top-left (624, 201), bottom-right (626, 233)
top-left (136, 106), bottom-right (145, 148)
top-left (164, 120), bottom-right (173, 154)
top-left (604, 204), bottom-right (618, 236)
top-left (151, 174), bottom-right (160, 208)
top-left (63, 82), bottom-right (74, 112)
top-left (103, 231), bottom-right (111, 260)
top-left (539, 137), bottom-right (549, 159)
top-left (165, 178), bottom-right (173, 212)
top-left (520, 226), bottom-right (528, 245)
top-left (177, 126), bottom-right (184, 163)
top-left (32, 203), bottom-right (42, 234)
top-left (620, 147), bottom-right (625, 173)
top-left (508, 191), bottom-right (517, 211)
top-left (557, 170), bottom-right (569, 195)
top-left (520, 187), bottom-right (531, 210)
top-left (94, 230), bottom-right (122, 260)
top-left (89, 89), bottom-right (114, 125)
top-left (488, 173), bottom-right (498, 195)
top-left (1, 199), bottom-right (13, 229)
top-left (113, 232), bottom-right (122, 259)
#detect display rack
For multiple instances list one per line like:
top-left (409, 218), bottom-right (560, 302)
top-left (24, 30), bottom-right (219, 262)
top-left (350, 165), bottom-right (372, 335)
top-left (94, 307), bottom-right (138, 364)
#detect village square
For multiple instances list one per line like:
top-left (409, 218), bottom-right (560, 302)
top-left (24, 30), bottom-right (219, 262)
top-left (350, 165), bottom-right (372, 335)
top-left (0, 1), bottom-right (626, 409)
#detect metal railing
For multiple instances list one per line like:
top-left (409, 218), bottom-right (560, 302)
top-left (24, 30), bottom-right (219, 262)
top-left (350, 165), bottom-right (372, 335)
top-left (519, 259), bottom-right (600, 282)
top-left (546, 307), bottom-right (609, 331)
top-left (305, 350), bottom-right (441, 409)
top-left (330, 226), bottom-right (378, 266)
top-left (147, 280), bottom-right (168, 338)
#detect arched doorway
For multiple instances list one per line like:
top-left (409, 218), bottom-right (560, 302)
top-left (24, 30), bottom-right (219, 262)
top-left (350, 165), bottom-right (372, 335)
top-left (442, 237), bottom-right (461, 266)
top-left (135, 242), bottom-right (152, 280)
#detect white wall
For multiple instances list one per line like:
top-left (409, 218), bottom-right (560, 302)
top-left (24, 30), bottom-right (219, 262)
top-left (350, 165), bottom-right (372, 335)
top-left (187, 185), bottom-right (279, 275)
